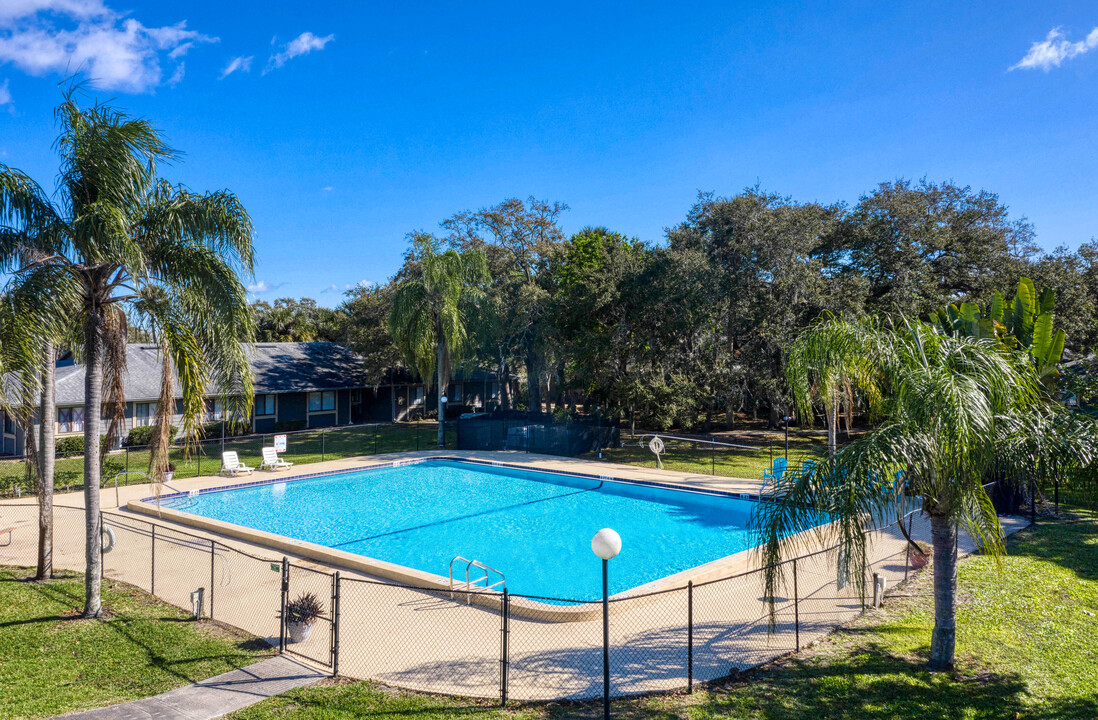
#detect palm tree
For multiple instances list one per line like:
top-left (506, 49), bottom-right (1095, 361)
top-left (755, 315), bottom-right (1095, 670)
top-left (389, 233), bottom-right (488, 447)
top-left (0, 93), bottom-right (256, 617)
top-left (785, 313), bottom-right (883, 454)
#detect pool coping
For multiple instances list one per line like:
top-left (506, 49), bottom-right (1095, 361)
top-left (126, 456), bottom-right (771, 622)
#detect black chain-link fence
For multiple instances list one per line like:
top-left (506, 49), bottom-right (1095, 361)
top-left (0, 500), bottom-right (957, 703)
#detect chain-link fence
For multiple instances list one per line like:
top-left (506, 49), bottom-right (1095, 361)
top-left (0, 421), bottom-right (456, 497)
top-left (0, 499), bottom-right (954, 703)
top-left (595, 433), bottom-right (829, 483)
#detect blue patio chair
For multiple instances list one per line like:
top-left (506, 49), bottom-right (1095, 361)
top-left (763, 456), bottom-right (788, 482)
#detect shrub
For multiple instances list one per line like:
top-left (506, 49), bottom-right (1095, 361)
top-left (55, 436), bottom-right (85, 454)
top-left (199, 421), bottom-right (249, 439)
top-left (124, 424), bottom-right (177, 448)
top-left (273, 420), bottom-right (307, 432)
top-left (55, 434), bottom-right (110, 455)
top-left (285, 592), bottom-right (324, 624)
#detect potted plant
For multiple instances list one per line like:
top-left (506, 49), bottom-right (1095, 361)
top-left (161, 463), bottom-right (177, 483)
top-left (285, 592), bottom-right (324, 644)
top-left (907, 540), bottom-right (932, 570)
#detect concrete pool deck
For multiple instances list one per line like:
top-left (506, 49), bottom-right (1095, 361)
top-left (1, 451), bottom-right (1030, 700)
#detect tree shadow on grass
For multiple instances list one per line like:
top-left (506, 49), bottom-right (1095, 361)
top-left (670, 641), bottom-right (1098, 720)
top-left (1004, 512), bottom-right (1098, 582)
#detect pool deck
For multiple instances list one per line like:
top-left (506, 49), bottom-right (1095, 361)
top-left (1, 449), bottom-right (766, 511)
top-left (1, 451), bottom-right (1029, 700)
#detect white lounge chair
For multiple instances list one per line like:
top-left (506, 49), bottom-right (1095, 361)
top-left (219, 451), bottom-right (255, 477)
top-left (260, 446), bottom-right (293, 471)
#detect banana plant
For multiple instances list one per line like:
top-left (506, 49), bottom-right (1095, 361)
top-left (931, 277), bottom-right (1065, 387)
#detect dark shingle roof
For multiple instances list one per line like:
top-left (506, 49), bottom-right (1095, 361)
top-left (53, 342), bottom-right (369, 406)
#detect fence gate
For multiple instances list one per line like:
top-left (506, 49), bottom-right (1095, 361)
top-left (282, 561), bottom-right (335, 670)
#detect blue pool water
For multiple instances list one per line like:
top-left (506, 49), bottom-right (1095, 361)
top-left (170, 460), bottom-right (764, 600)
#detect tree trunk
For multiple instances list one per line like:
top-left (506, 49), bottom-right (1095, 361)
top-left (436, 342), bottom-right (446, 447)
top-left (826, 392), bottom-right (838, 456)
top-left (928, 512), bottom-right (958, 670)
top-left (37, 342), bottom-right (56, 580)
top-left (498, 359), bottom-right (512, 410)
top-left (525, 350), bottom-right (541, 413)
top-left (83, 309), bottom-right (104, 618)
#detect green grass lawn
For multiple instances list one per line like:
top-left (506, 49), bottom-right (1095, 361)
top-left (591, 434), bottom-right (828, 480)
top-left (0, 566), bottom-right (275, 720)
top-left (230, 511), bottom-right (1098, 720)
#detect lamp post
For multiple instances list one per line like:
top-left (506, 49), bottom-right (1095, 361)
top-left (591, 528), bottom-right (622, 720)
top-left (439, 395), bottom-right (448, 448)
top-left (783, 416), bottom-right (792, 460)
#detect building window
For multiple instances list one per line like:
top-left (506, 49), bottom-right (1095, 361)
top-left (3, 413), bottom-right (13, 434)
top-left (256, 394), bottom-right (276, 416)
top-left (412, 387), bottom-right (424, 406)
top-left (308, 391), bottom-right (335, 412)
top-left (208, 399), bottom-right (224, 421)
top-left (449, 384), bottom-right (462, 402)
top-left (134, 403), bottom-right (156, 427)
top-left (58, 407), bottom-right (85, 434)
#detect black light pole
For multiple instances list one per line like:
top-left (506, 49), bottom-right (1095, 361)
top-left (783, 416), bottom-right (792, 460)
top-left (592, 528), bottom-right (622, 720)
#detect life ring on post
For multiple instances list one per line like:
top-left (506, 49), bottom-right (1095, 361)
top-left (648, 436), bottom-right (665, 469)
top-left (101, 524), bottom-right (116, 554)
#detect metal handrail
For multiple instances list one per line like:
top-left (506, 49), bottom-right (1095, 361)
top-left (111, 470), bottom-right (186, 508)
top-left (448, 555), bottom-right (505, 604)
top-left (634, 432), bottom-right (761, 451)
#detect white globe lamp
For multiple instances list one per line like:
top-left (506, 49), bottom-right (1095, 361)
top-left (591, 528), bottom-right (622, 561)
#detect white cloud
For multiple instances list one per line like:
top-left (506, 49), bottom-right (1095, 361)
top-left (247, 280), bottom-right (287, 294)
top-left (319, 283), bottom-right (339, 294)
top-left (0, 0), bottom-right (107, 23)
top-left (321, 186), bottom-right (333, 192)
top-left (0, 2), bottom-right (217, 92)
top-left (219, 54), bottom-right (252, 79)
top-left (1010, 26), bottom-right (1098, 71)
top-left (0, 79), bottom-right (11, 106)
top-left (344, 279), bottom-right (374, 290)
top-left (263, 31), bottom-right (333, 74)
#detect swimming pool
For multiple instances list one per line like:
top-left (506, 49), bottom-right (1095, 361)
top-left (160, 459), bottom-right (766, 600)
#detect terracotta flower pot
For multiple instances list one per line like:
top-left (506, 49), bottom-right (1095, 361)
top-left (908, 549), bottom-right (929, 570)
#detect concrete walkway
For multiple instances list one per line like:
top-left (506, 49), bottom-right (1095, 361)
top-left (52, 656), bottom-right (325, 720)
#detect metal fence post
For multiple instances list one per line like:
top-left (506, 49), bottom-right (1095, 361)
top-left (209, 541), bottom-right (216, 619)
top-left (279, 557), bottom-right (289, 653)
top-left (374, 424), bottom-right (379, 455)
top-left (125, 448), bottom-right (129, 475)
top-left (322, 431), bottom-right (326, 462)
top-left (1030, 479), bottom-right (1036, 525)
top-left (904, 511), bottom-right (913, 584)
top-left (197, 446), bottom-right (201, 477)
top-left (687, 581), bottom-right (694, 693)
top-left (501, 588), bottom-right (510, 705)
top-left (150, 524), bottom-right (156, 596)
top-left (709, 439), bottom-right (715, 476)
top-left (331, 571), bottom-right (340, 677)
top-left (793, 558), bottom-right (800, 651)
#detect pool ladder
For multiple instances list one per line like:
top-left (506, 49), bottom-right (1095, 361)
top-left (449, 556), bottom-right (505, 604)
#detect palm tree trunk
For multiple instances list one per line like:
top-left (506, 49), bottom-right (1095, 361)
top-left (436, 342), bottom-right (446, 448)
top-left (36, 342), bottom-right (56, 580)
top-left (928, 512), bottom-right (958, 670)
top-left (827, 392), bottom-right (838, 456)
top-left (83, 309), bottom-right (104, 618)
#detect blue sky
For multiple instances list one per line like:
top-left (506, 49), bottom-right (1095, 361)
top-left (1, 2), bottom-right (1096, 305)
